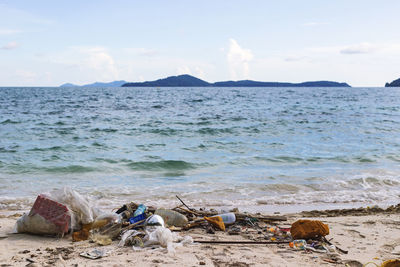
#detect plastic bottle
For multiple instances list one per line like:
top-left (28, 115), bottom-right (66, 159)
top-left (293, 239), bottom-right (307, 250)
top-left (129, 213), bottom-right (146, 224)
top-left (90, 213), bottom-right (122, 242)
top-left (212, 213), bottom-right (236, 225)
top-left (154, 209), bottom-right (188, 227)
top-left (133, 204), bottom-right (147, 217)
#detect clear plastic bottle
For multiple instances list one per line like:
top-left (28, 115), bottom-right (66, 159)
top-left (154, 209), bottom-right (188, 227)
top-left (293, 239), bottom-right (307, 250)
top-left (213, 213), bottom-right (236, 224)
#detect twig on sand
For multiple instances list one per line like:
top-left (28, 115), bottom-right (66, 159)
top-left (176, 195), bottom-right (194, 211)
top-left (194, 240), bottom-right (290, 245)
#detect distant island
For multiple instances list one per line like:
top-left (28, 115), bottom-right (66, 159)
top-left (122, 75), bottom-right (350, 87)
top-left (60, 75), bottom-right (351, 88)
top-left (60, 80), bottom-right (127, 88)
top-left (385, 77), bottom-right (400, 87)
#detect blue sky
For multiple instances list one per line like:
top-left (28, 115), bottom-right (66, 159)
top-left (1, 0), bottom-right (399, 86)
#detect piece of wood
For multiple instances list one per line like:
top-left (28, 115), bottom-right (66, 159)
top-left (194, 240), bottom-right (290, 245)
top-left (175, 207), bottom-right (201, 216)
top-left (122, 219), bottom-right (146, 231)
top-left (176, 195), bottom-right (195, 211)
top-left (235, 214), bottom-right (287, 221)
top-left (183, 221), bottom-right (203, 230)
top-left (182, 211), bottom-right (287, 222)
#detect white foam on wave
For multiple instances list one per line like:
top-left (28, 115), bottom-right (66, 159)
top-left (1, 169), bottom-right (399, 213)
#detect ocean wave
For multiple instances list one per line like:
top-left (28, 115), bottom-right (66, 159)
top-left (146, 128), bottom-right (182, 136)
top-left (42, 165), bottom-right (97, 173)
top-left (90, 127), bottom-right (118, 133)
top-left (0, 147), bottom-right (17, 153)
top-left (125, 160), bottom-right (197, 171)
top-left (196, 127), bottom-right (237, 135)
top-left (1, 119), bottom-right (20, 124)
top-left (1, 164), bottom-right (97, 174)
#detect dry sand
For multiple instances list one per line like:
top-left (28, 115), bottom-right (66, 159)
top-left (1, 207), bottom-right (400, 267)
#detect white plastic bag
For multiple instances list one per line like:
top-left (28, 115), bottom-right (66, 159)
top-left (143, 226), bottom-right (174, 253)
top-left (49, 187), bottom-right (101, 228)
top-left (14, 187), bottom-right (102, 235)
top-left (118, 230), bottom-right (143, 247)
top-left (14, 213), bottom-right (59, 235)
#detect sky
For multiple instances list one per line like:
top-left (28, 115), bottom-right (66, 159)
top-left (0, 0), bottom-right (400, 87)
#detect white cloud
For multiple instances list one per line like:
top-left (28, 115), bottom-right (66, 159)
top-left (307, 42), bottom-right (400, 56)
top-left (51, 46), bottom-right (119, 83)
top-left (303, 22), bottom-right (329, 27)
top-left (340, 42), bottom-right (376, 54)
top-left (123, 47), bottom-right (159, 57)
top-left (15, 70), bottom-right (37, 82)
top-left (176, 66), bottom-right (192, 75)
top-left (1, 41), bottom-right (19, 50)
top-left (0, 29), bottom-right (21, 35)
top-left (227, 38), bottom-right (253, 80)
top-left (138, 48), bottom-right (158, 57)
top-left (284, 55), bottom-right (309, 62)
top-left (175, 65), bottom-right (206, 79)
top-left (194, 66), bottom-right (205, 79)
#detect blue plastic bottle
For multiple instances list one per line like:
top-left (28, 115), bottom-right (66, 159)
top-left (133, 204), bottom-right (147, 217)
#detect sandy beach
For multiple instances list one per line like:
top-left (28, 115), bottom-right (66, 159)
top-left (1, 206), bottom-right (399, 267)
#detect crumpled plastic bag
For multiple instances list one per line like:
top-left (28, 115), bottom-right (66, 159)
top-left (49, 187), bottom-right (101, 228)
top-left (14, 187), bottom-right (101, 235)
top-left (14, 194), bottom-right (71, 235)
top-left (15, 213), bottom-right (61, 235)
top-left (144, 226), bottom-right (173, 250)
top-left (134, 226), bottom-right (193, 253)
top-left (118, 230), bottom-right (144, 247)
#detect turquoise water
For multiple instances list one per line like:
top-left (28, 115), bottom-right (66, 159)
top-left (0, 87), bottom-right (399, 212)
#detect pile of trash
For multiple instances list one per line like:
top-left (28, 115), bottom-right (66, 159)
top-left (15, 187), bottom-right (396, 265)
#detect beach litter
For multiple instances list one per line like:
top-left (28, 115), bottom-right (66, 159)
top-left (79, 247), bottom-right (113, 260)
top-left (12, 187), bottom-right (378, 265)
top-left (14, 187), bottom-right (100, 236)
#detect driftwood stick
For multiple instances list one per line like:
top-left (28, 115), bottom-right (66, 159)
top-left (123, 219), bottom-right (146, 231)
top-left (195, 240), bottom-right (290, 245)
top-left (183, 220), bottom-right (206, 230)
top-left (176, 206), bottom-right (201, 216)
top-left (235, 214), bottom-right (287, 221)
top-left (176, 195), bottom-right (194, 211)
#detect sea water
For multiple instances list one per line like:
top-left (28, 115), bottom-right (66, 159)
top-left (0, 87), bottom-right (399, 212)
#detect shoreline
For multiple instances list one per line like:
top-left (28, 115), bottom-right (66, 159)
top-left (1, 204), bottom-right (399, 266)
